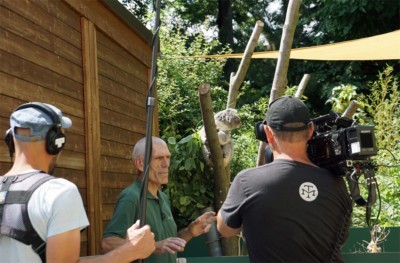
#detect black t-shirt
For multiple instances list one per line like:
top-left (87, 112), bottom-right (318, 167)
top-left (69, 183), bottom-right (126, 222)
top-left (220, 159), bottom-right (352, 263)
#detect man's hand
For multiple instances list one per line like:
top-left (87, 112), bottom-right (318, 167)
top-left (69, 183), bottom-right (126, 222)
top-left (155, 237), bottom-right (186, 254)
top-left (126, 220), bottom-right (155, 259)
top-left (189, 211), bottom-right (216, 237)
top-left (178, 211), bottom-right (217, 242)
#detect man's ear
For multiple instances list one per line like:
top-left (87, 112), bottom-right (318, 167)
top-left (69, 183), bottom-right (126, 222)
top-left (134, 158), bottom-right (144, 172)
top-left (264, 125), bottom-right (275, 145)
top-left (307, 122), bottom-right (314, 140)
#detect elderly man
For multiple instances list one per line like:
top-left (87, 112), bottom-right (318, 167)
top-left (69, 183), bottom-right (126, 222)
top-left (102, 136), bottom-right (216, 263)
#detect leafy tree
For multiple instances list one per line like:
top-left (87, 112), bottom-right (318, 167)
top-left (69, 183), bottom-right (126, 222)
top-left (156, 22), bottom-right (229, 228)
top-left (118, 0), bottom-right (150, 20)
top-left (357, 66), bottom-right (400, 227)
top-left (164, 134), bottom-right (214, 227)
top-left (157, 23), bottom-right (229, 139)
top-left (152, 0), bottom-right (400, 113)
top-left (288, 0), bottom-right (400, 113)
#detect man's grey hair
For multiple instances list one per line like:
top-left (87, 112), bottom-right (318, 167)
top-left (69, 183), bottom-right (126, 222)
top-left (132, 136), bottom-right (167, 160)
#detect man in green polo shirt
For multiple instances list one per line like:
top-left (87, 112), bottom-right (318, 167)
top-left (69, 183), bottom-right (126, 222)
top-left (101, 136), bottom-right (216, 263)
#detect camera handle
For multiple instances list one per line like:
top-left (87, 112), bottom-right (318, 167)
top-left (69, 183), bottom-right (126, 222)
top-left (346, 169), bottom-right (367, 206)
top-left (364, 166), bottom-right (378, 226)
top-left (346, 163), bottom-right (378, 226)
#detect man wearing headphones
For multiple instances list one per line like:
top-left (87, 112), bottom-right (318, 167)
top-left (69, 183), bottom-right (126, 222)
top-left (0, 102), bottom-right (155, 263)
top-left (217, 96), bottom-right (352, 263)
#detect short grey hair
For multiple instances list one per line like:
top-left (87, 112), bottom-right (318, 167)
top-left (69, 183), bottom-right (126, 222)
top-left (132, 136), bottom-right (167, 160)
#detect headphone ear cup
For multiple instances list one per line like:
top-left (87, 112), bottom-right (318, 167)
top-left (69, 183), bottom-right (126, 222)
top-left (46, 127), bottom-right (66, 155)
top-left (254, 121), bottom-right (268, 143)
top-left (5, 130), bottom-right (15, 158)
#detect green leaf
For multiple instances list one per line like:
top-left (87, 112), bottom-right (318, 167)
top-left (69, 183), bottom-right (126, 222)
top-left (184, 158), bottom-right (192, 170)
top-left (168, 137), bottom-right (177, 145)
top-left (179, 135), bottom-right (193, 144)
top-left (179, 196), bottom-right (190, 205)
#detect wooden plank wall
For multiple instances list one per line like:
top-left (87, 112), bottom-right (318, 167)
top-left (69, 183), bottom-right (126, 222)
top-left (97, 29), bottom-right (148, 226)
top-left (0, 0), bottom-right (152, 256)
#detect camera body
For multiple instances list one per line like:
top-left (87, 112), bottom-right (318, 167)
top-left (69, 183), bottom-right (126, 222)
top-left (307, 110), bottom-right (378, 175)
top-left (255, 110), bottom-right (378, 175)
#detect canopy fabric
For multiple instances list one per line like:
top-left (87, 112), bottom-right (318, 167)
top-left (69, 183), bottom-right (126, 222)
top-left (181, 30), bottom-right (400, 61)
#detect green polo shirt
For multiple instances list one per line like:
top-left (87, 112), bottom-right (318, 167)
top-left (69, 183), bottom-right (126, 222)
top-left (103, 179), bottom-right (178, 263)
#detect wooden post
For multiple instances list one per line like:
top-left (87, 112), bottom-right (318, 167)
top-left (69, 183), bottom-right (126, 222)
top-left (257, 0), bottom-right (302, 166)
top-left (269, 0), bottom-right (302, 104)
top-left (198, 83), bottom-right (239, 255)
top-left (227, 20), bottom-right (264, 109)
top-left (198, 83), bottom-right (229, 210)
top-left (295, 74), bottom-right (311, 99)
top-left (81, 17), bottom-right (102, 255)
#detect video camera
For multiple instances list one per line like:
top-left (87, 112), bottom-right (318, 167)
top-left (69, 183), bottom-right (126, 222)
top-left (254, 106), bottom-right (378, 176)
top-left (306, 109), bottom-right (378, 175)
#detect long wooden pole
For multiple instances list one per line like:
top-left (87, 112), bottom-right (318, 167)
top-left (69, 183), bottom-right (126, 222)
top-left (227, 20), bottom-right (264, 109)
top-left (257, 0), bottom-right (302, 166)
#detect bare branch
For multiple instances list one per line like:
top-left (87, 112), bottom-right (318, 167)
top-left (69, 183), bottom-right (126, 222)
top-left (295, 74), bottom-right (311, 98)
top-left (227, 20), bottom-right (264, 109)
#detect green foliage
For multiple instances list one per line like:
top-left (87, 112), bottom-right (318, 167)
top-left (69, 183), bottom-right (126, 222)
top-left (164, 134), bottom-right (214, 227)
top-left (230, 95), bottom-right (270, 175)
top-left (119, 0), bottom-right (151, 21)
top-left (326, 84), bottom-right (358, 113)
top-left (326, 66), bottom-right (400, 227)
top-left (293, 0), bottom-right (400, 113)
top-left (356, 66), bottom-right (400, 227)
top-left (157, 23), bottom-right (228, 228)
top-left (157, 23), bottom-right (228, 139)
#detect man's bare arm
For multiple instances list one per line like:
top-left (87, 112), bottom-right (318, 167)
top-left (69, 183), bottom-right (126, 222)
top-left (101, 236), bottom-right (126, 254)
top-left (216, 210), bottom-right (242, 238)
top-left (46, 221), bottom-right (155, 263)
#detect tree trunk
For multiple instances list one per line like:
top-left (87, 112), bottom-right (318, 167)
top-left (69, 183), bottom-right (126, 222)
top-left (295, 74), bottom-right (311, 98)
top-left (257, 0), bottom-right (302, 166)
top-left (217, 0), bottom-right (235, 82)
top-left (227, 20), bottom-right (264, 109)
top-left (198, 83), bottom-right (238, 256)
top-left (198, 83), bottom-right (229, 210)
top-left (269, 0), bottom-right (302, 104)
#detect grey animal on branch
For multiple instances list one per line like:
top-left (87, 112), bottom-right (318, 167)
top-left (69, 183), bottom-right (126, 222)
top-left (199, 109), bottom-right (241, 167)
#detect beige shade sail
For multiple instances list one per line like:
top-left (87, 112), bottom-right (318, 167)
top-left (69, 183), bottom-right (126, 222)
top-left (180, 30), bottom-right (400, 61)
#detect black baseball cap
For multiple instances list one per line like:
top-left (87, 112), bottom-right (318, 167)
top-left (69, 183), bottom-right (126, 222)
top-left (265, 96), bottom-right (310, 131)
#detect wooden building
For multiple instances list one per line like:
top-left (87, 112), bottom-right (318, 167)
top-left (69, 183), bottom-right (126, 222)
top-left (0, 0), bottom-right (155, 255)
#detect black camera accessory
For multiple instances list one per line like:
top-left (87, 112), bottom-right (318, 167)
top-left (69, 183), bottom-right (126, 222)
top-left (254, 120), bottom-right (268, 143)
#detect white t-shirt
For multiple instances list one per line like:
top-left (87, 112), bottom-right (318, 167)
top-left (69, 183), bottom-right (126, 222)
top-left (0, 176), bottom-right (90, 263)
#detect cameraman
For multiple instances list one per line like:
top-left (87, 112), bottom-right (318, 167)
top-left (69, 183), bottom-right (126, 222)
top-left (217, 96), bottom-right (352, 263)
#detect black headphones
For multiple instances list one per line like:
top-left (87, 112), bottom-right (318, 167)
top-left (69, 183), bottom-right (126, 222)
top-left (254, 120), bottom-right (274, 164)
top-left (4, 102), bottom-right (66, 157)
top-left (254, 120), bottom-right (268, 143)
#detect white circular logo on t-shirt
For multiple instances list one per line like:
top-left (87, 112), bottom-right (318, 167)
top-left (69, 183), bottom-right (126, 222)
top-left (299, 182), bottom-right (318, 202)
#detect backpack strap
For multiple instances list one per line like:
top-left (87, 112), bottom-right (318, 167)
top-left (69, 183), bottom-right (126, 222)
top-left (0, 176), bottom-right (18, 224)
top-left (0, 173), bottom-right (54, 263)
top-left (23, 175), bottom-right (54, 263)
